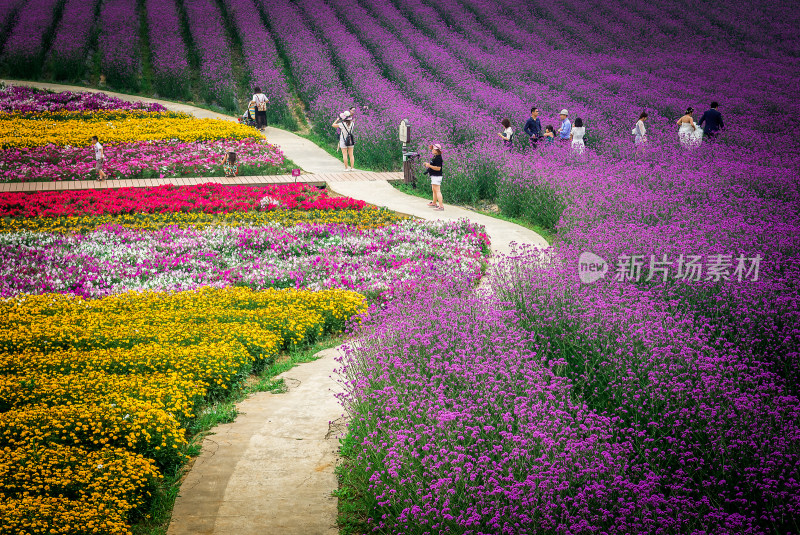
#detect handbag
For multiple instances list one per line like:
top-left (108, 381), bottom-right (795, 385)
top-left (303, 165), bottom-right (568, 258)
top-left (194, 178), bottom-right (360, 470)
top-left (256, 94), bottom-right (267, 112)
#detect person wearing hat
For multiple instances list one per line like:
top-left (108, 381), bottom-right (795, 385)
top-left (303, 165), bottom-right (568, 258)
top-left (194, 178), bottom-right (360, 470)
top-left (332, 110), bottom-right (356, 171)
top-left (557, 109), bottom-right (572, 141)
top-left (423, 144), bottom-right (444, 211)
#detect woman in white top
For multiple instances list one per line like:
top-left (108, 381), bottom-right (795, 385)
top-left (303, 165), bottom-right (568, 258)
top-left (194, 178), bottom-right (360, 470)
top-left (332, 110), bottom-right (356, 171)
top-left (498, 118), bottom-right (514, 152)
top-left (634, 112), bottom-right (648, 145)
top-left (570, 117), bottom-right (586, 155)
top-left (676, 107), bottom-right (702, 149)
top-left (251, 87), bottom-right (269, 130)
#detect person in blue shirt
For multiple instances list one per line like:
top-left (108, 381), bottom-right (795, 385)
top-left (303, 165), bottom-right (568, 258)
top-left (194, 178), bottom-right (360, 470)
top-left (523, 106), bottom-right (543, 147)
top-left (557, 109), bottom-right (572, 141)
top-left (698, 101), bottom-right (724, 140)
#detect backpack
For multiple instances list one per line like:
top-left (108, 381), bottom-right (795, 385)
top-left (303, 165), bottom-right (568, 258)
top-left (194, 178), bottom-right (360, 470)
top-left (341, 121), bottom-right (355, 146)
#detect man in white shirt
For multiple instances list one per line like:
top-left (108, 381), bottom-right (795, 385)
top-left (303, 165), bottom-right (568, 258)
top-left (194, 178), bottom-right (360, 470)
top-left (91, 135), bottom-right (107, 181)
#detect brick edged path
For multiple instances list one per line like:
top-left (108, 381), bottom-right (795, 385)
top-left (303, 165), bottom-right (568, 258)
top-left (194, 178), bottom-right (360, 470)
top-left (0, 171), bottom-right (403, 193)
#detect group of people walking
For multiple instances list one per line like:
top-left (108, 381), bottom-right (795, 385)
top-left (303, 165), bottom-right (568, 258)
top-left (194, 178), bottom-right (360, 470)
top-left (635, 102), bottom-right (723, 148)
top-left (500, 107), bottom-right (586, 155)
top-left (496, 102), bottom-right (724, 155)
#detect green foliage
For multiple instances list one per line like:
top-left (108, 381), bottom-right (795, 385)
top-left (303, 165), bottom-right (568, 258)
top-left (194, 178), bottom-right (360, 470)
top-left (497, 170), bottom-right (566, 230)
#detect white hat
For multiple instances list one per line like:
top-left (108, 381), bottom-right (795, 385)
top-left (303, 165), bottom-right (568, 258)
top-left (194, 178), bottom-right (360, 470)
top-left (432, 143), bottom-right (442, 151)
top-left (339, 110), bottom-right (352, 120)
top-left (560, 109), bottom-right (569, 116)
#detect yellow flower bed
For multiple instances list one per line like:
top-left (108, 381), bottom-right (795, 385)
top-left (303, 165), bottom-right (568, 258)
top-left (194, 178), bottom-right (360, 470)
top-left (0, 207), bottom-right (410, 233)
top-left (0, 445), bottom-right (159, 535)
top-left (0, 286), bottom-right (366, 534)
top-left (0, 109), bottom-right (190, 121)
top-left (0, 115), bottom-right (259, 148)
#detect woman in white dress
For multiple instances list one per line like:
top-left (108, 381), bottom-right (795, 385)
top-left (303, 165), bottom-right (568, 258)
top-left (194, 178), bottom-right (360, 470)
top-left (676, 107), bottom-right (703, 149)
top-left (634, 112), bottom-right (648, 145)
top-left (570, 117), bottom-right (586, 156)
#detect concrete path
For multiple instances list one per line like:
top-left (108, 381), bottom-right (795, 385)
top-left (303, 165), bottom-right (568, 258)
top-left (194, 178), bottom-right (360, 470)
top-left (330, 181), bottom-right (549, 254)
top-left (168, 348), bottom-right (342, 535)
top-left (263, 127), bottom-right (350, 174)
top-left (1, 79), bottom-right (347, 174)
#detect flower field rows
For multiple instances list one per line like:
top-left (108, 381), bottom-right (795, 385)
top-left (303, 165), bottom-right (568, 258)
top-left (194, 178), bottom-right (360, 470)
top-left (0, 115), bottom-right (257, 148)
top-left (1, 0), bottom-right (798, 532)
top-left (0, 176), bottom-right (492, 532)
top-left (0, 184), bottom-right (487, 300)
top-left (182, 0), bottom-right (237, 109)
top-left (98, 0), bottom-right (140, 92)
top-left (0, 86), bottom-right (166, 113)
top-left (45, 0), bottom-right (98, 81)
top-left (0, 183), bottom-right (366, 218)
top-left (143, 0), bottom-right (191, 100)
top-left (0, 86), bottom-right (292, 181)
top-left (0, 287), bottom-right (366, 534)
top-left (0, 219), bottom-right (488, 299)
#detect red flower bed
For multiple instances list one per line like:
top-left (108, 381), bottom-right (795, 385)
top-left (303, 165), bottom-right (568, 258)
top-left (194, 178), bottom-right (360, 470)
top-left (0, 183), bottom-right (366, 218)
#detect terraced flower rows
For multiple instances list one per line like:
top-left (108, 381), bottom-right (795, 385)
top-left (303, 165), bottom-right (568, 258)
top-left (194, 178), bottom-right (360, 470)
top-left (0, 287), bottom-right (366, 534)
top-left (0, 86), bottom-right (292, 181)
top-left (0, 176), bottom-right (491, 533)
top-left (1, 0), bottom-right (798, 532)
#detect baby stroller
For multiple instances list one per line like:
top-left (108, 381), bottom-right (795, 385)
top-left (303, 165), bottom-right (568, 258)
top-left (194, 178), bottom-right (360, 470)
top-left (238, 105), bottom-right (257, 127)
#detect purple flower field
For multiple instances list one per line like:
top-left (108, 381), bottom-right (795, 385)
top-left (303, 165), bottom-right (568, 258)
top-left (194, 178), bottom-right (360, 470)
top-left (144, 0), bottom-right (191, 100)
top-left (97, 0), bottom-right (140, 91)
top-left (1, 0), bottom-right (799, 532)
top-left (45, 0), bottom-right (98, 80)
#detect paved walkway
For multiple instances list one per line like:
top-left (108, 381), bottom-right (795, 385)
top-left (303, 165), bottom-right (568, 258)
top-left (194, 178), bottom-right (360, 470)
top-left (3, 80), bottom-right (549, 534)
top-left (330, 181), bottom-right (550, 254)
top-left (0, 171), bottom-right (402, 193)
top-left (168, 348), bottom-right (342, 535)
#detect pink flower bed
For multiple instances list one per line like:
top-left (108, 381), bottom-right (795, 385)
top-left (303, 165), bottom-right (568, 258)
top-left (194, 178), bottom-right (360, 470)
top-left (0, 182), bottom-right (366, 218)
top-left (0, 85), bottom-right (166, 113)
top-left (0, 138), bottom-right (288, 182)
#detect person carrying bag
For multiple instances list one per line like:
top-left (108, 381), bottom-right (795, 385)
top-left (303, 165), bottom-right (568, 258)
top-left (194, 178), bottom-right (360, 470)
top-left (332, 110), bottom-right (356, 171)
top-left (251, 87), bottom-right (269, 130)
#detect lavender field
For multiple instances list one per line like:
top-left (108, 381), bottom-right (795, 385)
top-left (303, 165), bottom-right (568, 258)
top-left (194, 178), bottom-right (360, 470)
top-left (2, 0), bottom-right (799, 533)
